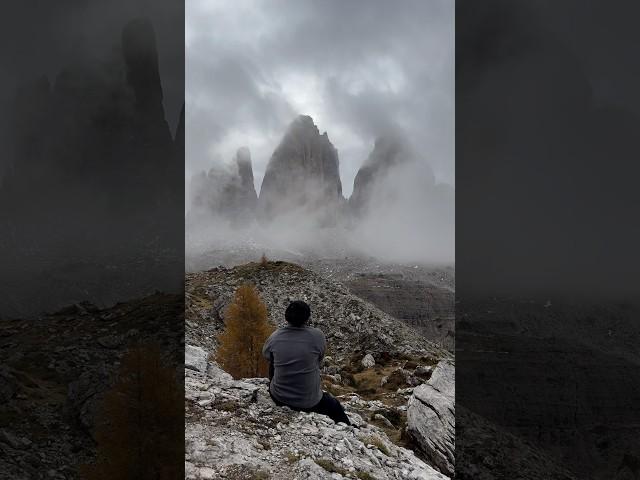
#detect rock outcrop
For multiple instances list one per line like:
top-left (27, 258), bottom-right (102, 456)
top-left (350, 134), bottom-right (415, 216)
top-left (407, 361), bottom-right (455, 477)
top-left (258, 115), bottom-right (344, 224)
top-left (346, 273), bottom-right (455, 351)
top-left (185, 344), bottom-right (208, 373)
top-left (347, 133), bottom-right (454, 263)
top-left (185, 345), bottom-right (450, 480)
top-left (188, 147), bottom-right (258, 226)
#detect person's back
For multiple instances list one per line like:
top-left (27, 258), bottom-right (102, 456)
top-left (262, 325), bottom-right (325, 408)
top-left (262, 300), bottom-right (350, 425)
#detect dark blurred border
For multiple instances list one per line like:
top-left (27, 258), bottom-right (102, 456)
top-left (456, 1), bottom-right (640, 478)
top-left (0, 1), bottom-right (184, 477)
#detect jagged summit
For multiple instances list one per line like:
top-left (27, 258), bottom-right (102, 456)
top-left (350, 133), bottom-right (416, 215)
top-left (368, 133), bottom-right (412, 168)
top-left (258, 115), bottom-right (344, 223)
top-left (188, 147), bottom-right (258, 226)
top-left (235, 146), bottom-right (255, 190)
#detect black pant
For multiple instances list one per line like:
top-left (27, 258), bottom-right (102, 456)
top-left (269, 389), bottom-right (351, 425)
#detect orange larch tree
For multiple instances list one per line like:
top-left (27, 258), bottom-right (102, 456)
top-left (215, 283), bottom-right (274, 379)
top-left (80, 343), bottom-right (183, 479)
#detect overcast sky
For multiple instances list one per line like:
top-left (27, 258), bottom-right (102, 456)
top-left (186, 0), bottom-right (453, 197)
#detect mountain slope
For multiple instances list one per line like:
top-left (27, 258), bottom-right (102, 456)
top-left (186, 261), bottom-right (450, 362)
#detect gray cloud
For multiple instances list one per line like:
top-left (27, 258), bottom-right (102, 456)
top-left (186, 0), bottom-right (453, 197)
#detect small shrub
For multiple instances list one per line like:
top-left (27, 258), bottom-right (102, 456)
top-left (361, 436), bottom-right (390, 456)
top-left (383, 370), bottom-right (407, 390)
top-left (285, 451), bottom-right (301, 464)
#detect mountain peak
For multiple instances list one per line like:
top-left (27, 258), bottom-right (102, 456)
top-left (349, 132), bottom-right (412, 215)
top-left (257, 116), bottom-right (343, 223)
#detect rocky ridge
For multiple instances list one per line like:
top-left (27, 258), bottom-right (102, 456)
top-left (186, 250), bottom-right (455, 353)
top-left (186, 261), bottom-right (450, 363)
top-left (186, 260), bottom-right (455, 478)
top-left (185, 344), bottom-right (449, 480)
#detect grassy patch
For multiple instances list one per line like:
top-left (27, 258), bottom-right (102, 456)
top-left (213, 399), bottom-right (240, 412)
top-left (356, 472), bottom-right (378, 480)
top-left (225, 464), bottom-right (271, 480)
top-left (234, 260), bottom-right (305, 276)
top-left (361, 436), bottom-right (390, 456)
top-left (285, 451), bottom-right (301, 464)
top-left (353, 365), bottom-right (403, 394)
top-left (314, 458), bottom-right (347, 476)
top-left (186, 283), bottom-right (213, 311)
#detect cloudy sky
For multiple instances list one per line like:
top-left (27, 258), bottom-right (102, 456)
top-left (186, 0), bottom-right (453, 198)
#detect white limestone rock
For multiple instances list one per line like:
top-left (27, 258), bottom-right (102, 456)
top-left (361, 353), bottom-right (376, 369)
top-left (407, 361), bottom-right (455, 477)
top-left (185, 344), bottom-right (208, 373)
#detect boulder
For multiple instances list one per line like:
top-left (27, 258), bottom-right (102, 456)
top-left (407, 361), bottom-right (455, 477)
top-left (361, 353), bottom-right (376, 369)
top-left (185, 344), bottom-right (208, 373)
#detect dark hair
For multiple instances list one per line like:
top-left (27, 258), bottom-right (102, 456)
top-left (285, 300), bottom-right (311, 327)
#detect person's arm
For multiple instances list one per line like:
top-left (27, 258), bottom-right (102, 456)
top-left (318, 331), bottom-right (327, 366)
top-left (263, 333), bottom-right (274, 381)
top-left (269, 352), bottom-right (274, 381)
top-left (262, 332), bottom-right (273, 360)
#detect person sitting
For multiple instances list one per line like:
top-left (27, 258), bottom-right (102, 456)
top-left (262, 300), bottom-right (350, 425)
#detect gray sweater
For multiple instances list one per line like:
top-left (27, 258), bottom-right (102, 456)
top-left (262, 325), bottom-right (326, 409)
